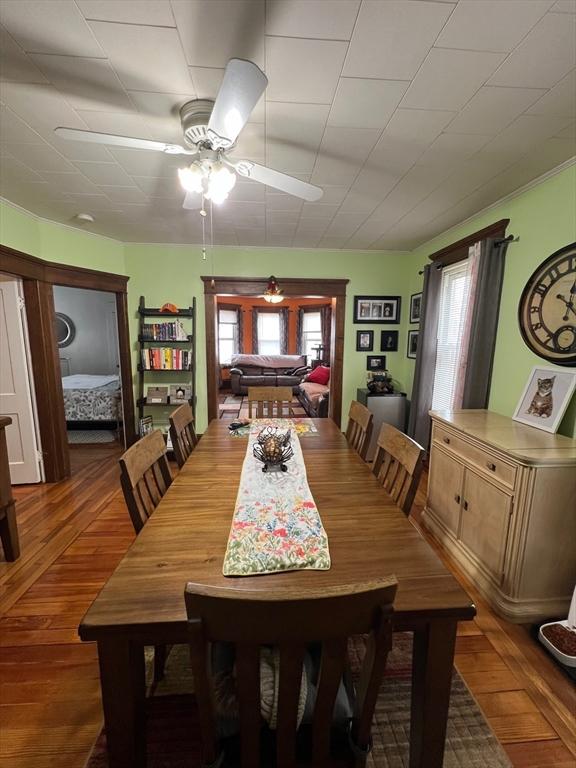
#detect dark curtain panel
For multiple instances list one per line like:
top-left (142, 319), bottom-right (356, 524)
top-left (320, 305), bottom-right (332, 363)
top-left (251, 308), bottom-right (259, 354)
top-left (461, 237), bottom-right (509, 408)
top-left (407, 263), bottom-right (443, 451)
top-left (296, 308), bottom-right (305, 355)
top-left (279, 307), bottom-right (289, 355)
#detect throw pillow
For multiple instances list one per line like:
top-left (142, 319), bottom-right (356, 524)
top-left (306, 366), bottom-right (330, 385)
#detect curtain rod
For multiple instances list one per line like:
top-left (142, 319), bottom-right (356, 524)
top-left (418, 234), bottom-right (518, 274)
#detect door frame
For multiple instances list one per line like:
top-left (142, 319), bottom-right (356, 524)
top-left (202, 276), bottom-right (348, 426)
top-left (0, 244), bottom-right (135, 481)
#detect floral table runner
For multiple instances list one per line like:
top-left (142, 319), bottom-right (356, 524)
top-left (229, 417), bottom-right (318, 437)
top-left (223, 420), bottom-right (330, 576)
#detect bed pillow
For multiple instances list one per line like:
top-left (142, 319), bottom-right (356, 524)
top-left (306, 366), bottom-right (330, 385)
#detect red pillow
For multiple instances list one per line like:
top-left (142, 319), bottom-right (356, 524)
top-left (306, 365), bottom-right (330, 385)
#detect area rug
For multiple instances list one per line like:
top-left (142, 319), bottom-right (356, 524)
top-left (67, 429), bottom-right (117, 444)
top-left (85, 634), bottom-right (511, 767)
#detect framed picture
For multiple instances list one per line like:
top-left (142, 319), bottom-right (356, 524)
top-left (410, 293), bottom-right (422, 324)
top-left (512, 366), bottom-right (576, 433)
top-left (356, 330), bottom-right (374, 351)
top-left (354, 295), bottom-right (401, 324)
top-left (407, 329), bottom-right (419, 359)
top-left (380, 330), bottom-right (398, 352)
top-left (139, 415), bottom-right (153, 437)
top-left (367, 355), bottom-right (386, 371)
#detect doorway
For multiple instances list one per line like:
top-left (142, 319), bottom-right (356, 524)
top-left (203, 276), bottom-right (348, 426)
top-left (53, 286), bottom-right (124, 449)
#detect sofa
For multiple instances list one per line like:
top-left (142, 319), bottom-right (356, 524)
top-left (297, 365), bottom-right (330, 418)
top-left (229, 354), bottom-right (309, 395)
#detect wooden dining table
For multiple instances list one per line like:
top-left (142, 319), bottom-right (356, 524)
top-left (80, 418), bottom-right (475, 768)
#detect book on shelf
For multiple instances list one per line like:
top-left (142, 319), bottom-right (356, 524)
top-left (139, 415), bottom-right (153, 436)
top-left (169, 384), bottom-right (191, 403)
top-left (140, 348), bottom-right (190, 370)
top-left (146, 386), bottom-right (168, 404)
top-left (141, 319), bottom-right (188, 341)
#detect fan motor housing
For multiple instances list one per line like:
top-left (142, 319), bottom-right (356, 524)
top-left (180, 99), bottom-right (214, 147)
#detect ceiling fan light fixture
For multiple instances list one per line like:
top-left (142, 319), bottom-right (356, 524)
top-left (263, 276), bottom-right (284, 304)
top-left (178, 165), bottom-right (203, 194)
top-left (205, 162), bottom-right (236, 204)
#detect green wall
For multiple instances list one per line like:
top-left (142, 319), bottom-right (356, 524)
top-left (124, 244), bottom-right (413, 432)
top-left (406, 164), bottom-right (576, 437)
top-left (2, 161), bottom-right (575, 437)
top-left (0, 200), bottom-right (125, 273)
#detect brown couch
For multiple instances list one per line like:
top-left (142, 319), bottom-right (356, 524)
top-left (229, 354), bottom-right (309, 395)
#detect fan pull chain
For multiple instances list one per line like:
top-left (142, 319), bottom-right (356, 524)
top-left (210, 198), bottom-right (215, 290)
top-left (201, 193), bottom-right (207, 260)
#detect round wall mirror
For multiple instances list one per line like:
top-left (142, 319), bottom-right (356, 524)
top-left (55, 312), bottom-right (75, 347)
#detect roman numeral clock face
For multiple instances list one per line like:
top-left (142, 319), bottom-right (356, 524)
top-left (519, 243), bottom-right (576, 367)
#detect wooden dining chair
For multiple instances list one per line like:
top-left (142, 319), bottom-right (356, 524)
top-left (168, 403), bottom-right (198, 469)
top-left (185, 577), bottom-right (397, 768)
top-left (345, 401), bottom-right (373, 461)
top-left (247, 386), bottom-right (293, 418)
top-left (372, 423), bottom-right (425, 516)
top-left (119, 429), bottom-right (173, 682)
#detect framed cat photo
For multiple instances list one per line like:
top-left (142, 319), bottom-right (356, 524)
top-left (512, 367), bottom-right (576, 433)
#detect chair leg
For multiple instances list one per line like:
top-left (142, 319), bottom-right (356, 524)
top-left (0, 503), bottom-right (20, 561)
top-left (153, 643), bottom-right (168, 683)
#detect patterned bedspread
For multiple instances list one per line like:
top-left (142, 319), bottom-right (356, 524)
top-left (62, 375), bottom-right (121, 422)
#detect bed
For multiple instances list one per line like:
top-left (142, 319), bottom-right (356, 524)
top-left (62, 374), bottom-right (122, 426)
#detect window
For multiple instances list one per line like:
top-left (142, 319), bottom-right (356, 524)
top-left (218, 308), bottom-right (239, 363)
top-left (431, 261), bottom-right (471, 411)
top-left (301, 310), bottom-right (322, 360)
top-left (257, 311), bottom-right (281, 355)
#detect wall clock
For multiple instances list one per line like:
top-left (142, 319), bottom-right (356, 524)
top-left (518, 243), bottom-right (576, 367)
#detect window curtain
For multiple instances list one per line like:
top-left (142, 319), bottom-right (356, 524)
top-left (279, 307), bottom-right (289, 355)
top-left (452, 243), bottom-right (481, 408)
top-left (296, 308), bottom-right (305, 355)
top-left (320, 305), bottom-right (332, 363)
top-left (459, 237), bottom-right (509, 408)
top-left (407, 263), bottom-right (443, 451)
top-left (236, 307), bottom-right (244, 354)
top-left (251, 308), bottom-right (259, 353)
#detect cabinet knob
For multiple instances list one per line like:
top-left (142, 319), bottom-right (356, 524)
top-left (486, 462), bottom-right (496, 472)
top-left (463, 500), bottom-right (469, 511)
top-left (443, 436), bottom-right (450, 444)
top-left (454, 494), bottom-right (461, 504)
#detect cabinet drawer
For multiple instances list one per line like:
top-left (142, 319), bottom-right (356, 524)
top-left (433, 425), bottom-right (517, 489)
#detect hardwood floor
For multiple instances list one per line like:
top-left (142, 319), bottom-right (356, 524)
top-left (1, 446), bottom-right (574, 768)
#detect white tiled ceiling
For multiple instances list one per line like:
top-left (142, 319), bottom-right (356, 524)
top-left (0, 0), bottom-right (574, 249)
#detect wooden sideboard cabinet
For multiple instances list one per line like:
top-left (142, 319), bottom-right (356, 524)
top-left (423, 410), bottom-right (576, 623)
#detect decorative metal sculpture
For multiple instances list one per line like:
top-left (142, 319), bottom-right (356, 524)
top-left (253, 427), bottom-right (293, 472)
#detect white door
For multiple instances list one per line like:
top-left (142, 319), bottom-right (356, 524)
top-left (0, 275), bottom-right (43, 483)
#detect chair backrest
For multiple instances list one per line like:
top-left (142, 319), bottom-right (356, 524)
top-left (168, 403), bottom-right (197, 468)
top-left (345, 400), bottom-right (373, 460)
top-left (119, 430), bottom-right (172, 533)
top-left (372, 423), bottom-right (425, 515)
top-left (247, 386), bottom-right (293, 418)
top-left (185, 577), bottom-right (397, 768)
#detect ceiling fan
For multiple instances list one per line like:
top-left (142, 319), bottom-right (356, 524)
top-left (54, 58), bottom-right (323, 210)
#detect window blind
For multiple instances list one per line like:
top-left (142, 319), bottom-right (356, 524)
top-left (302, 310), bottom-right (322, 359)
top-left (257, 312), bottom-right (281, 355)
top-left (431, 261), bottom-right (471, 411)
top-left (218, 308), bottom-right (238, 363)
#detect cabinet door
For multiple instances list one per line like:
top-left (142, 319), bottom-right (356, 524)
top-left (427, 447), bottom-right (464, 537)
top-left (460, 469), bottom-right (512, 584)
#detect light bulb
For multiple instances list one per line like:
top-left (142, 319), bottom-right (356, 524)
top-left (205, 162), bottom-right (236, 204)
top-left (178, 164), bottom-right (203, 193)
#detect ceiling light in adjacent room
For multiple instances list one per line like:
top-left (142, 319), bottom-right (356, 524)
top-left (263, 276), bottom-right (284, 303)
top-left (74, 212), bottom-right (94, 223)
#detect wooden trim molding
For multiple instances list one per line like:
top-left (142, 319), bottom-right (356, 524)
top-left (0, 244), bottom-right (128, 293)
top-left (203, 276), bottom-right (348, 427)
top-left (0, 243), bottom-right (134, 481)
top-left (428, 219), bottom-right (510, 265)
top-left (202, 275), bottom-right (349, 297)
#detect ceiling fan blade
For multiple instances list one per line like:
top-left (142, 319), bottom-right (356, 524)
top-left (207, 59), bottom-right (268, 149)
top-left (54, 127), bottom-right (192, 154)
top-left (232, 161), bottom-right (323, 202)
top-left (182, 191), bottom-right (202, 210)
